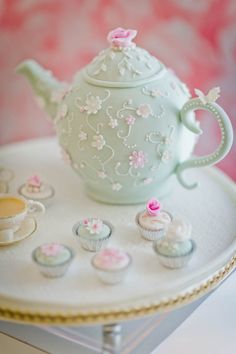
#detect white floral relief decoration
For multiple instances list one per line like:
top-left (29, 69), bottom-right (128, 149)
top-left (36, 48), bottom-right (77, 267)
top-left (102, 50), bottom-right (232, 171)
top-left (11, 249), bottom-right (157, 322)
top-left (117, 50), bottom-right (142, 77)
top-left (56, 110), bottom-right (74, 147)
top-left (194, 87), bottom-right (220, 104)
top-left (75, 89), bottom-right (110, 133)
top-left (63, 89), bottom-right (175, 191)
top-left (145, 125), bottom-right (175, 166)
top-left (169, 80), bottom-right (191, 98)
top-left (91, 135), bottom-right (106, 150)
top-left (142, 85), bottom-right (169, 98)
top-left (89, 47), bottom-right (156, 78)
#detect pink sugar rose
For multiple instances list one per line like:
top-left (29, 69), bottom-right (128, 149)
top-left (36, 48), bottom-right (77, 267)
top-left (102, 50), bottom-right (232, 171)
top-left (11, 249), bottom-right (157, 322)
top-left (107, 27), bottom-right (137, 48)
top-left (146, 198), bottom-right (161, 216)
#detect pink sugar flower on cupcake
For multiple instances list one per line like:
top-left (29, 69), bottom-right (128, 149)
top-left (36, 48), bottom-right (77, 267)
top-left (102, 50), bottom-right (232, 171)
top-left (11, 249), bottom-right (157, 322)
top-left (40, 243), bottom-right (63, 257)
top-left (82, 218), bottom-right (103, 234)
top-left (135, 198), bottom-right (172, 241)
top-left (91, 247), bottom-right (132, 285)
top-left (73, 218), bottom-right (113, 252)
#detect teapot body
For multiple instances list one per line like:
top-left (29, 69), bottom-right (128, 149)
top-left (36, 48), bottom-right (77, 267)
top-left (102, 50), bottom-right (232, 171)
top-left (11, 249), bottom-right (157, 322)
top-left (56, 69), bottom-right (196, 204)
top-left (17, 28), bottom-right (233, 204)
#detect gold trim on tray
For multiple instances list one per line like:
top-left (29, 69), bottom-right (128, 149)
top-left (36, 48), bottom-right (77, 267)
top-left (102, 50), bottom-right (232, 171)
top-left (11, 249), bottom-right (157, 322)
top-left (0, 254), bottom-right (235, 325)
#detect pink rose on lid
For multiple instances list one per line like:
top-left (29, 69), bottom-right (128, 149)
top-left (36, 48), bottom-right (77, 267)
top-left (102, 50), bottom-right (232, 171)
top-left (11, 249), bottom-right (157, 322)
top-left (107, 27), bottom-right (137, 48)
top-left (146, 198), bottom-right (161, 216)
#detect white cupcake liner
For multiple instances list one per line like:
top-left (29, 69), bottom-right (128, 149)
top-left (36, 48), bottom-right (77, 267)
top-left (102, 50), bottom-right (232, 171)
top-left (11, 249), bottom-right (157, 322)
top-left (32, 246), bottom-right (74, 278)
top-left (153, 240), bottom-right (196, 269)
top-left (135, 211), bottom-right (172, 241)
top-left (91, 253), bottom-right (132, 285)
top-left (78, 235), bottom-right (111, 252)
top-left (73, 220), bottom-right (113, 252)
top-left (33, 262), bottom-right (72, 277)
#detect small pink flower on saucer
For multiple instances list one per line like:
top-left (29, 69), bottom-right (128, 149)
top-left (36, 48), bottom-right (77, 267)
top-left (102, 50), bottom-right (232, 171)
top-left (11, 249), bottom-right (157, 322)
top-left (136, 198), bottom-right (172, 241)
top-left (18, 175), bottom-right (55, 204)
top-left (91, 247), bottom-right (132, 284)
top-left (107, 27), bottom-right (137, 49)
top-left (27, 175), bottom-right (42, 193)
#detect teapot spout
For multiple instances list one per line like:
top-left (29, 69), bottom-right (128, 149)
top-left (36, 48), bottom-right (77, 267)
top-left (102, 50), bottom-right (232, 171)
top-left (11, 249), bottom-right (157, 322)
top-left (16, 59), bottom-right (65, 121)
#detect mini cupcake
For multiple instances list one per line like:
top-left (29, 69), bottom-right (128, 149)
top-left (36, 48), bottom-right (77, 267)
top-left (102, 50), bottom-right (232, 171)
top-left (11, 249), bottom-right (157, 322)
top-left (27, 175), bottom-right (42, 193)
top-left (32, 243), bottom-right (74, 277)
top-left (18, 175), bottom-right (55, 204)
top-left (136, 198), bottom-right (172, 241)
top-left (73, 218), bottom-right (113, 252)
top-left (153, 219), bottom-right (196, 269)
top-left (91, 247), bottom-right (132, 284)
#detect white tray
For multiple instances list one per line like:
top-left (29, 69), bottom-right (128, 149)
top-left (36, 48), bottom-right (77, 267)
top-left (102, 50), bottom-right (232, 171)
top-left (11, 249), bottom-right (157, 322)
top-left (0, 138), bottom-right (235, 325)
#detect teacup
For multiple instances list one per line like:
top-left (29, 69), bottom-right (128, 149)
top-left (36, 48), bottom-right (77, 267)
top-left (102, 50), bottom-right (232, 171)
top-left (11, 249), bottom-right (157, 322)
top-left (0, 194), bottom-right (45, 241)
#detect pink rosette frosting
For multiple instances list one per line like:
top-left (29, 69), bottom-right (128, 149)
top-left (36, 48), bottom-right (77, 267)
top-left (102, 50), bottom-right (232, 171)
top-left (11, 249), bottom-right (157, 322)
top-left (40, 243), bottom-right (63, 257)
top-left (93, 247), bottom-right (130, 270)
top-left (146, 198), bottom-right (161, 216)
top-left (107, 27), bottom-right (137, 48)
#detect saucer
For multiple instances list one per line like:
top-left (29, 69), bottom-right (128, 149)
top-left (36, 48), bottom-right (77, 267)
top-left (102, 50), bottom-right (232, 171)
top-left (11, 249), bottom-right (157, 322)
top-left (0, 217), bottom-right (37, 246)
top-left (18, 183), bottom-right (55, 202)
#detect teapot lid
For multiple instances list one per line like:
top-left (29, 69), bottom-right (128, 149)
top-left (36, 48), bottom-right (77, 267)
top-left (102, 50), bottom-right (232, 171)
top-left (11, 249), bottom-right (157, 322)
top-left (83, 28), bottom-right (164, 88)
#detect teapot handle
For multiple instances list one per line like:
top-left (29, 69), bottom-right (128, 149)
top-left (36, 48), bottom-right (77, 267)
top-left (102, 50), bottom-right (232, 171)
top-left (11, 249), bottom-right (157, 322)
top-left (176, 91), bottom-right (233, 189)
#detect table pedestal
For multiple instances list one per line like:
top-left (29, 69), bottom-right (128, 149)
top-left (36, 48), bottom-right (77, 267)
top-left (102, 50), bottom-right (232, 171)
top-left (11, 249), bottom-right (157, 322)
top-left (102, 323), bottom-right (122, 354)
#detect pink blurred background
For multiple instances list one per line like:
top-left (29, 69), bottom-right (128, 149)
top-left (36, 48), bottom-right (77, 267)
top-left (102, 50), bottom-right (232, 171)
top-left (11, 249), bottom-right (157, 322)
top-left (0, 0), bottom-right (235, 179)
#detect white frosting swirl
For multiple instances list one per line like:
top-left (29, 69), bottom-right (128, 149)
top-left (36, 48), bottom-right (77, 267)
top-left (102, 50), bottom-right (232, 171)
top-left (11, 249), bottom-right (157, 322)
top-left (165, 219), bottom-right (192, 242)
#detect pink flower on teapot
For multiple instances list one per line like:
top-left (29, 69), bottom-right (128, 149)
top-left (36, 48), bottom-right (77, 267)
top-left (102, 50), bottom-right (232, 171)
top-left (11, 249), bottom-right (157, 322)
top-left (107, 27), bottom-right (137, 48)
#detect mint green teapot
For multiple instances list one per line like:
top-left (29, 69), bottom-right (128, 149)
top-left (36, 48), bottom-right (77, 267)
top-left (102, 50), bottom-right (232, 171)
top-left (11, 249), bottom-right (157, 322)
top-left (17, 28), bottom-right (233, 204)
